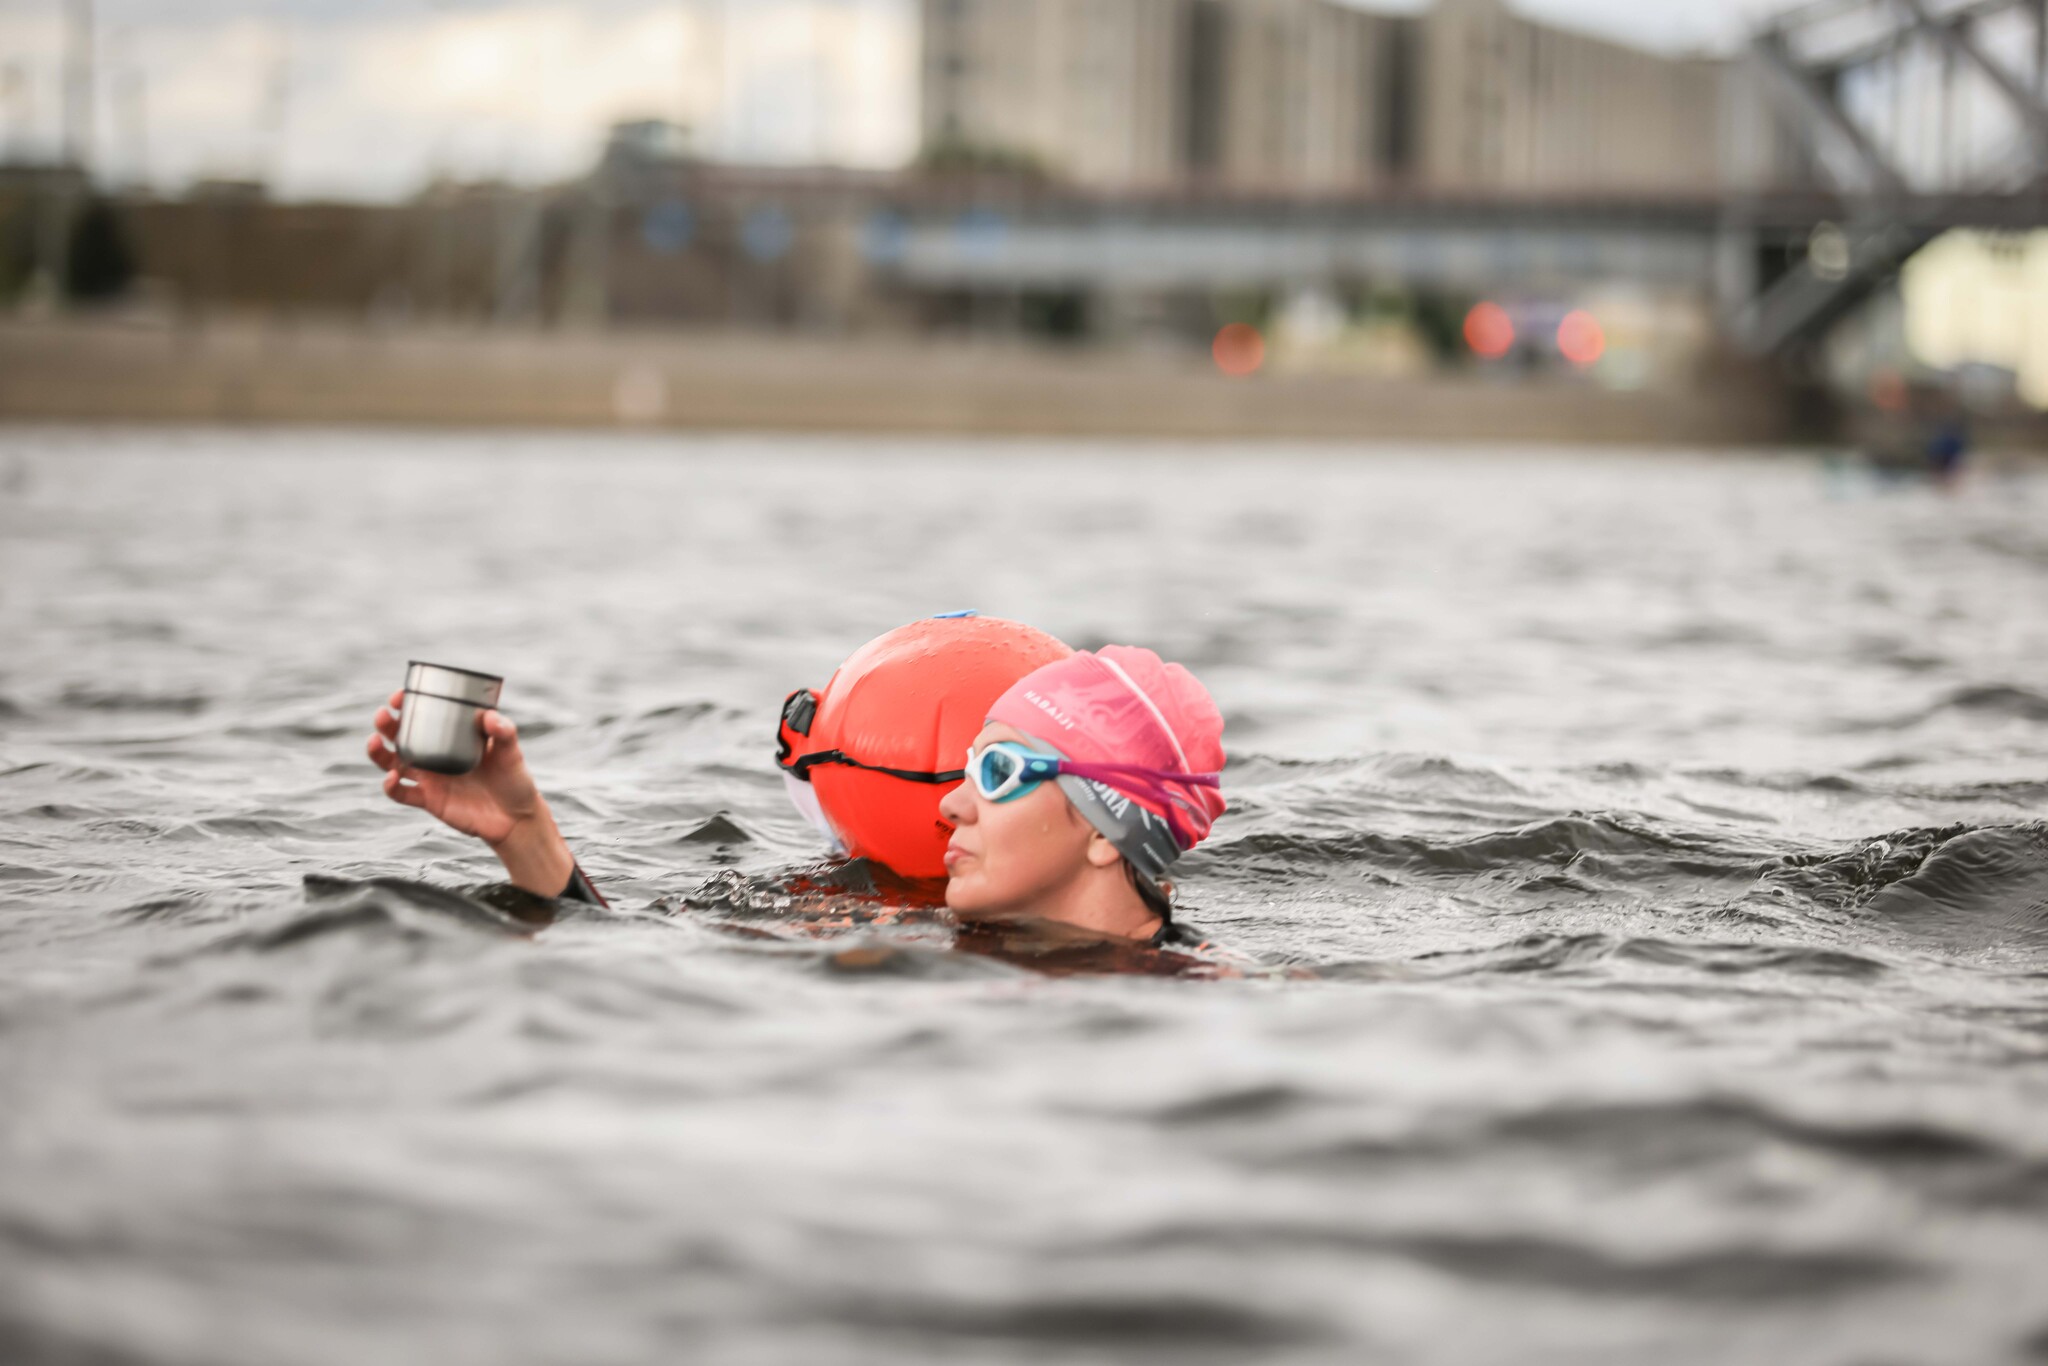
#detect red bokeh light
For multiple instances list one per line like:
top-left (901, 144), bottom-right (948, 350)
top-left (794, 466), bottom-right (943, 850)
top-left (1557, 310), bottom-right (1606, 368)
top-left (1463, 302), bottom-right (1515, 360)
top-left (1212, 323), bottom-right (1266, 378)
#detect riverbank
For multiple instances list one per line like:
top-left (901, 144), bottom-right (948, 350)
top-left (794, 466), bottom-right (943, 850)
top-left (2, 316), bottom-right (1854, 445)
top-left (12, 316), bottom-right (2044, 450)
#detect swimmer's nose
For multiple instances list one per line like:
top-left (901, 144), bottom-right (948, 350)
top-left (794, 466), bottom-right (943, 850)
top-left (937, 780), bottom-right (974, 826)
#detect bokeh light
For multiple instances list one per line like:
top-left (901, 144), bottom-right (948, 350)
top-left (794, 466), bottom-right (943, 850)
top-left (1870, 368), bottom-right (1909, 413)
top-left (1557, 310), bottom-right (1606, 368)
top-left (1212, 323), bottom-right (1266, 378)
top-left (1463, 302), bottom-right (1515, 360)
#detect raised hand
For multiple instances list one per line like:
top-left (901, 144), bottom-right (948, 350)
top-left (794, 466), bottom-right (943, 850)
top-left (367, 690), bottom-right (574, 895)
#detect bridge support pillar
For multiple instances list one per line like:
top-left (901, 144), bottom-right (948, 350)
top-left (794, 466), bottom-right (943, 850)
top-left (1714, 222), bottom-right (1761, 333)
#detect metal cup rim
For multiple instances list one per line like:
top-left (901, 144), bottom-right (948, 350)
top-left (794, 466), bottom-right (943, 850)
top-left (407, 659), bottom-right (503, 685)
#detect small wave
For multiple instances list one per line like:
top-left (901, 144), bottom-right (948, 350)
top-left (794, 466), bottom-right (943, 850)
top-left (1226, 751), bottom-right (1527, 797)
top-left (1636, 619), bottom-right (1772, 650)
top-left (1970, 527), bottom-right (2048, 566)
top-left (1365, 752), bottom-right (1527, 795)
top-left (1487, 1097), bottom-right (2005, 1169)
top-left (1211, 813), bottom-right (1773, 889)
top-left (1148, 1082), bottom-right (1320, 1127)
top-left (1850, 683), bottom-right (2048, 731)
top-left (1764, 825), bottom-right (2048, 948)
top-left (115, 893), bottom-right (209, 922)
top-left (198, 875), bottom-right (541, 951)
top-left (1077, 1220), bottom-right (1914, 1301)
top-left (1938, 684), bottom-right (2048, 723)
top-left (679, 812), bottom-right (755, 846)
top-left (1865, 824), bottom-right (2048, 945)
top-left (0, 760), bottom-right (124, 784)
top-left (1761, 823), bottom-right (1974, 912)
top-left (819, 1290), bottom-right (1328, 1349)
top-left (56, 683), bottom-right (211, 714)
top-left (1323, 934), bottom-right (1886, 982)
top-left (1684, 766), bottom-right (1865, 795)
top-left (595, 700), bottom-right (719, 728)
top-left (1896, 779), bottom-right (2048, 806)
top-left (86, 816), bottom-right (172, 839)
top-left (1385, 1231), bottom-right (1910, 1300)
top-left (0, 864), bottom-right (60, 884)
top-left (0, 1311), bottom-right (154, 1366)
top-left (1255, 1095), bottom-right (2030, 1214)
top-left (1404, 932), bottom-right (1623, 977)
top-left (1610, 938), bottom-right (1889, 979)
top-left (6, 802), bottom-right (100, 824)
top-left (227, 717), bottom-right (357, 741)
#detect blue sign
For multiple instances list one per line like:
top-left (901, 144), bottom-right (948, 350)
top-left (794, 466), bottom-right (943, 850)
top-left (641, 200), bottom-right (694, 256)
top-left (954, 207), bottom-right (1008, 260)
top-left (862, 210), bottom-right (909, 266)
top-left (741, 205), bottom-right (795, 263)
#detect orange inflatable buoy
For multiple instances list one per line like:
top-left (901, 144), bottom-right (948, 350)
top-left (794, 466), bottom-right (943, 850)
top-left (776, 614), bottom-right (1072, 878)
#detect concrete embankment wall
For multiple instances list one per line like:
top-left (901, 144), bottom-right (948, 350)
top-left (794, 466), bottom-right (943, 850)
top-left (0, 317), bottom-right (1878, 446)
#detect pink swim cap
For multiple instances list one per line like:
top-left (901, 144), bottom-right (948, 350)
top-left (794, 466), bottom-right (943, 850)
top-left (986, 646), bottom-right (1226, 886)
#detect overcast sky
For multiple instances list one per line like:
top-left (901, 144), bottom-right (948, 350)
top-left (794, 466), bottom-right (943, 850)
top-left (0, 0), bottom-right (1777, 201)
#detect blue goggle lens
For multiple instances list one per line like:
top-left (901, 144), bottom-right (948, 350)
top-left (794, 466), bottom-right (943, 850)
top-left (969, 743), bottom-right (1055, 801)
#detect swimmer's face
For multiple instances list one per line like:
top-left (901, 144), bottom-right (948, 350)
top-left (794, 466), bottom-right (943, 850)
top-left (938, 722), bottom-right (1095, 918)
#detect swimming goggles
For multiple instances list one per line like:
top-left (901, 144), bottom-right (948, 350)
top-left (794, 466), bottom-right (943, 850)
top-left (965, 741), bottom-right (1067, 802)
top-left (964, 741), bottom-right (1223, 852)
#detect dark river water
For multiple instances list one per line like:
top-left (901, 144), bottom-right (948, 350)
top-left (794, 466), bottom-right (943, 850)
top-left (3, 428), bottom-right (2047, 1366)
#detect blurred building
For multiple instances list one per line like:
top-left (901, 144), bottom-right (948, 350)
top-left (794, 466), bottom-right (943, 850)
top-left (920, 0), bottom-right (1741, 194)
top-left (1415, 0), bottom-right (1725, 193)
top-left (920, 0), bottom-right (1193, 185)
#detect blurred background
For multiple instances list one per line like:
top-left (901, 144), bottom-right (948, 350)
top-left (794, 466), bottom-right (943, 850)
top-left (8, 9), bottom-right (2048, 1363)
top-left (0, 0), bottom-right (2044, 449)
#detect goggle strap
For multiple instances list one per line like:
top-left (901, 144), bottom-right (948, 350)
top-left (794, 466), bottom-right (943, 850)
top-left (1058, 760), bottom-right (1222, 852)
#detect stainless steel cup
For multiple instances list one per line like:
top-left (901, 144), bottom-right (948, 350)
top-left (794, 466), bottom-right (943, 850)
top-left (395, 661), bottom-right (503, 775)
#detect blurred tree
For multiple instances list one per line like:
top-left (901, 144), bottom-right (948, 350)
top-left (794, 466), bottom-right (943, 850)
top-left (1020, 289), bottom-right (1089, 343)
top-left (65, 199), bottom-right (135, 303)
top-left (0, 201), bottom-right (31, 302)
top-left (915, 140), bottom-right (1048, 182)
top-left (1209, 289), bottom-right (1272, 330)
top-left (1410, 292), bottom-right (1468, 364)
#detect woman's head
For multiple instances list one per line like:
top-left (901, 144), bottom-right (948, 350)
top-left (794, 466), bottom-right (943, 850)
top-left (938, 721), bottom-right (1114, 914)
top-left (936, 647), bottom-right (1225, 937)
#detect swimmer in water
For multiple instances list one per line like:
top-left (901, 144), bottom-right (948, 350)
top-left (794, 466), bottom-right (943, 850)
top-left (366, 644), bottom-right (1226, 948)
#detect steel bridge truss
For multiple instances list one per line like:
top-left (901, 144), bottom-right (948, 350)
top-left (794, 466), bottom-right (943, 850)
top-left (1729, 0), bottom-right (2048, 356)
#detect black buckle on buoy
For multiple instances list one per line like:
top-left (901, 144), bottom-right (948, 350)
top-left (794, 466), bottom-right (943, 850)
top-left (776, 689), bottom-right (819, 771)
top-left (782, 688), bottom-right (817, 738)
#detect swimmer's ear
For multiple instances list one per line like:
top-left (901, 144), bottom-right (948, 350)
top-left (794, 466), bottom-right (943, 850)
top-left (1084, 829), bottom-right (1122, 870)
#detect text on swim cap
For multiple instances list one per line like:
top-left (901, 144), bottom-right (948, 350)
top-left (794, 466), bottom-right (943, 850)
top-left (1020, 690), bottom-right (1076, 731)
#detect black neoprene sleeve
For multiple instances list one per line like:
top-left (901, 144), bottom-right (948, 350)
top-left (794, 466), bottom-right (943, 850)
top-left (557, 861), bottom-right (608, 908)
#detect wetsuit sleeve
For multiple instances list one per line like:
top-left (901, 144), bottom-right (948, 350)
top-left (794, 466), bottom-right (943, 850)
top-left (1151, 919), bottom-right (1211, 952)
top-left (557, 861), bottom-right (609, 908)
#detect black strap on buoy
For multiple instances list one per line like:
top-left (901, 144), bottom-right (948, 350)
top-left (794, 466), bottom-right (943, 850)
top-left (776, 688), bottom-right (963, 785)
top-left (787, 750), bottom-right (966, 785)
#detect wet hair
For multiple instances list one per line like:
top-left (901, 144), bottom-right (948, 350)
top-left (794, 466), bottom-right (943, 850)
top-left (1127, 861), bottom-right (1173, 925)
